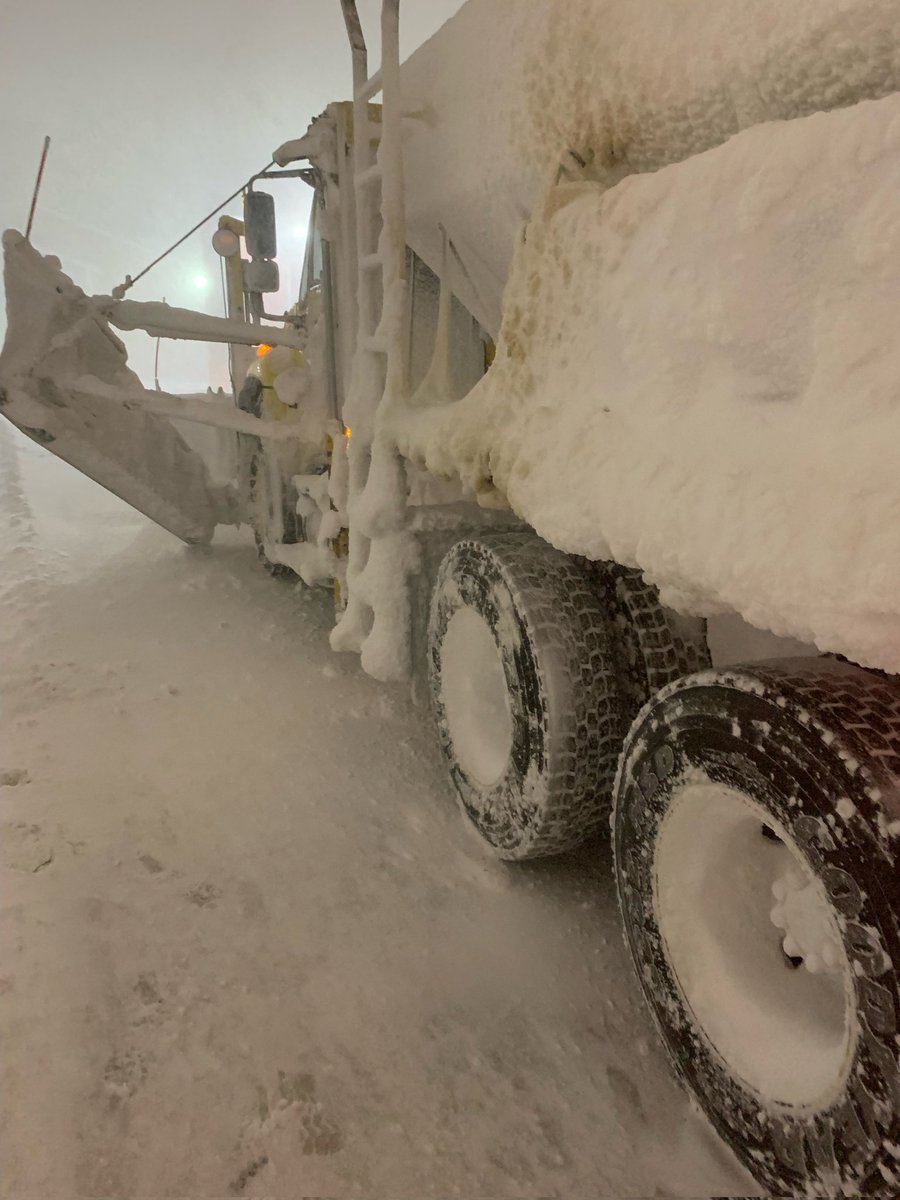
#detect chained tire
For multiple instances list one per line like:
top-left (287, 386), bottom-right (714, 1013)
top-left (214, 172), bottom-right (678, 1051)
top-left (599, 562), bottom-right (709, 716)
top-left (613, 658), bottom-right (900, 1197)
top-left (427, 532), bottom-right (707, 860)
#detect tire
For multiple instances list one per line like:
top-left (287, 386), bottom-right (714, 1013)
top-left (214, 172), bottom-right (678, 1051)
top-left (598, 563), bottom-right (710, 725)
top-left (613, 658), bottom-right (900, 1197)
top-left (428, 532), bottom-right (619, 858)
top-left (248, 448), bottom-right (297, 579)
top-left (427, 533), bottom-right (704, 860)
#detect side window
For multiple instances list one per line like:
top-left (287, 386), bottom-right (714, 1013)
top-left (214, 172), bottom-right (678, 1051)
top-left (298, 193), bottom-right (325, 303)
top-left (311, 220), bottom-right (324, 282)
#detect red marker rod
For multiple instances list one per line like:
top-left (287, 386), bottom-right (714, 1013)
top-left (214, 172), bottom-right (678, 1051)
top-left (25, 136), bottom-right (51, 242)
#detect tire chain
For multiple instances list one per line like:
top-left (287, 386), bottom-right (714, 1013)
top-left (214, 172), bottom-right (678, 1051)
top-left (430, 534), bottom-right (706, 859)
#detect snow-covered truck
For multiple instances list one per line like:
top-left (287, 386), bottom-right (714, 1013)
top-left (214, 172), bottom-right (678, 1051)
top-left (4, 1), bottom-right (900, 1192)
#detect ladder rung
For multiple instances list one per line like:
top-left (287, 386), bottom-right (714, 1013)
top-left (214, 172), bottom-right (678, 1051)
top-left (356, 162), bottom-right (382, 189)
top-left (360, 253), bottom-right (382, 273)
top-left (355, 69), bottom-right (383, 103)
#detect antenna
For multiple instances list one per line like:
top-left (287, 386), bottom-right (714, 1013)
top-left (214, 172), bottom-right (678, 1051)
top-left (25, 136), bottom-right (51, 242)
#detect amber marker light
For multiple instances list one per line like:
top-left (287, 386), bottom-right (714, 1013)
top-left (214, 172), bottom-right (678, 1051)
top-left (256, 343), bottom-right (272, 357)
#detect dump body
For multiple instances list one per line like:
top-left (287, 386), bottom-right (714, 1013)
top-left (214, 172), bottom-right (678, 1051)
top-left (386, 0), bottom-right (900, 673)
top-left (397, 0), bottom-right (900, 337)
top-left (392, 91), bottom-right (900, 674)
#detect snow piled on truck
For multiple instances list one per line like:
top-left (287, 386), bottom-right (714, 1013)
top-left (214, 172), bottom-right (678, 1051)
top-left (399, 0), bottom-right (900, 339)
top-left (516, 0), bottom-right (900, 189)
top-left (392, 93), bottom-right (900, 674)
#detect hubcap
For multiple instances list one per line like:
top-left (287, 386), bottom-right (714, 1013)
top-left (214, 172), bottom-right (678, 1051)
top-left (440, 606), bottom-right (513, 787)
top-left (654, 779), bottom-right (855, 1107)
top-left (770, 861), bottom-right (844, 977)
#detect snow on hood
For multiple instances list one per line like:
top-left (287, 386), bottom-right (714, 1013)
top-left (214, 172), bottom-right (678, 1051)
top-left (398, 0), bottom-right (900, 338)
top-left (390, 94), bottom-right (900, 674)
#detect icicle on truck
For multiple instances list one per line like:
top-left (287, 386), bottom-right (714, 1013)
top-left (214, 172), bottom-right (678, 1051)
top-left (5, 1), bottom-right (900, 1193)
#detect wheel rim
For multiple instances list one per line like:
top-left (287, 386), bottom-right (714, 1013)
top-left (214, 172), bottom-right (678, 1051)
top-left (654, 779), bottom-right (856, 1108)
top-left (440, 606), bottom-right (513, 787)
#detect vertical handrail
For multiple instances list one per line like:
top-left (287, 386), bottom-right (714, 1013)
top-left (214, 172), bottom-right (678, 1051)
top-left (332, 0), bottom-right (412, 679)
top-left (340, 0), bottom-right (368, 99)
top-left (379, 0), bottom-right (407, 400)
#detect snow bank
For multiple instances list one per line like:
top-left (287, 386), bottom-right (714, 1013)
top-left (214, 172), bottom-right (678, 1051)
top-left (391, 94), bottom-right (900, 674)
top-left (400, 0), bottom-right (900, 337)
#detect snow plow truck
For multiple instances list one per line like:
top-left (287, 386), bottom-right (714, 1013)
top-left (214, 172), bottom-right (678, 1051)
top-left (4, 1), bottom-right (900, 1193)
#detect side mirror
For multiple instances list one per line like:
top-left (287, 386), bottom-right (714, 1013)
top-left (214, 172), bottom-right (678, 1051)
top-left (243, 258), bottom-right (280, 294)
top-left (244, 191), bottom-right (277, 259)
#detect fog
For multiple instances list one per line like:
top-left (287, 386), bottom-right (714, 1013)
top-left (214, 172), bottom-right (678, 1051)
top-left (1, 0), bottom-right (461, 391)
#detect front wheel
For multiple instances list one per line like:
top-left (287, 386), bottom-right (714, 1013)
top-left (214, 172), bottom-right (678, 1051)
top-left (614, 659), bottom-right (900, 1197)
top-left (248, 448), bottom-right (298, 579)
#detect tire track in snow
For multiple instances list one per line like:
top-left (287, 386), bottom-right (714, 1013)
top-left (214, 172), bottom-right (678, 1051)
top-left (0, 422), bottom-right (37, 546)
top-left (0, 426), bottom-right (58, 629)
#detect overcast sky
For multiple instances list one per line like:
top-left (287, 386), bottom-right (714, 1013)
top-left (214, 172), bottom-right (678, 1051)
top-left (1, 0), bottom-right (462, 389)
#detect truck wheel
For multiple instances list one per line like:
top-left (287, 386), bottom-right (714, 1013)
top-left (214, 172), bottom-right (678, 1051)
top-left (428, 532), bottom-right (620, 858)
top-left (613, 659), bottom-right (900, 1197)
top-left (428, 533), bottom-right (702, 859)
top-left (248, 449), bottom-right (296, 579)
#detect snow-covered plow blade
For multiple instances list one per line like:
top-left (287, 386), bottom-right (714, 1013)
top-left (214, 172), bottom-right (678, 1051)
top-left (0, 231), bottom-right (233, 545)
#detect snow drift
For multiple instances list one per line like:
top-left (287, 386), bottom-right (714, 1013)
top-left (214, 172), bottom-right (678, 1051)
top-left (391, 93), bottom-right (900, 674)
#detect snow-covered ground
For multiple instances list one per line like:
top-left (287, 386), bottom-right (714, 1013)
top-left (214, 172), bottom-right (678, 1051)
top-left (0, 427), bottom-right (753, 1198)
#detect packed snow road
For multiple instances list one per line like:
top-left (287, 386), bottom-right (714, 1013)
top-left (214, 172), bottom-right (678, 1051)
top-left (0, 428), bottom-right (752, 1198)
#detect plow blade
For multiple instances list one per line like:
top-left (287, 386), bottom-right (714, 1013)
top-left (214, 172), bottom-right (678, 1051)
top-left (0, 231), bottom-right (234, 545)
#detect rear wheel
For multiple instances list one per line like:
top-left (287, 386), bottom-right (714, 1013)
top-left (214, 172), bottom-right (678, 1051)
top-left (428, 532), bottom-right (619, 858)
top-left (614, 660), bottom-right (900, 1196)
top-left (427, 533), bottom-right (707, 859)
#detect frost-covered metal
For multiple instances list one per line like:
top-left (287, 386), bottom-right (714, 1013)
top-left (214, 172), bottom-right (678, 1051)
top-left (328, 0), bottom-right (418, 681)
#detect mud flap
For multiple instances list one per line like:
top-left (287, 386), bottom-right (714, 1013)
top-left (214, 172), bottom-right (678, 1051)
top-left (0, 231), bottom-right (234, 545)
